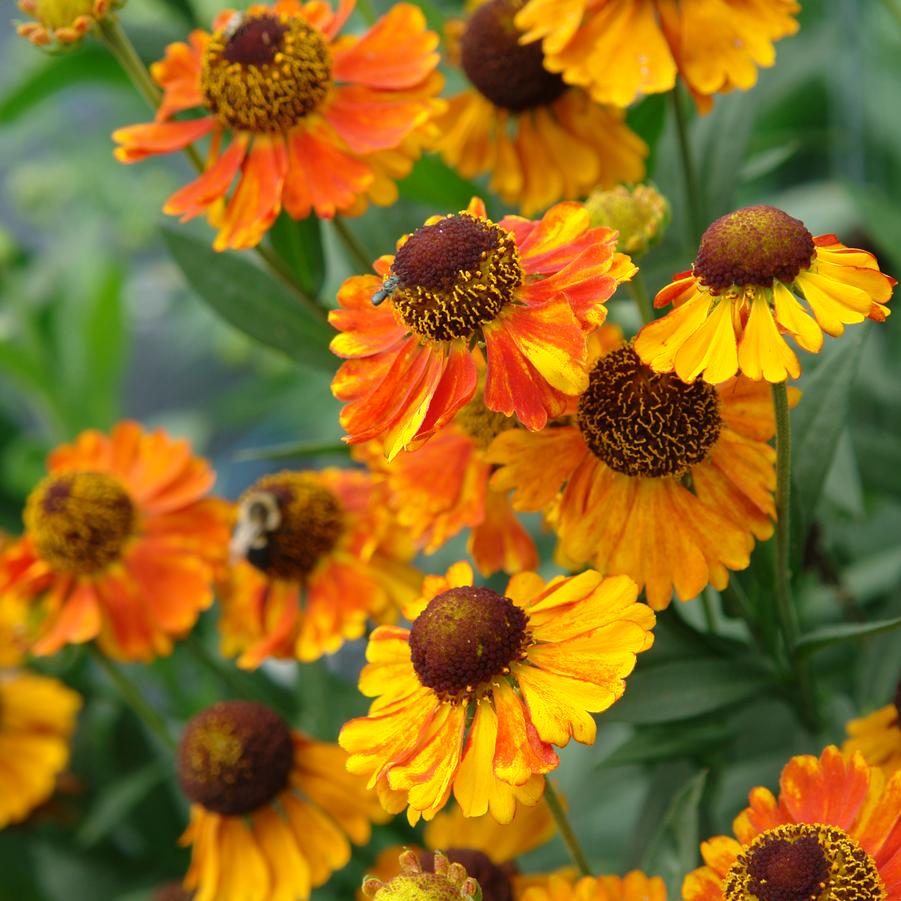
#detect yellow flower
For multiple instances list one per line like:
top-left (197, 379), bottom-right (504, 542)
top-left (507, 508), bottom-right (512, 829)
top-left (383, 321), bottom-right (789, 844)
top-left (16, 0), bottom-right (114, 46)
top-left (634, 206), bottom-right (895, 385)
top-left (340, 561), bottom-right (654, 824)
top-left (177, 700), bottom-right (388, 901)
top-left (521, 871), bottom-right (667, 901)
top-left (843, 682), bottom-right (901, 777)
top-left (0, 671), bottom-right (81, 829)
top-left (435, 0), bottom-right (646, 215)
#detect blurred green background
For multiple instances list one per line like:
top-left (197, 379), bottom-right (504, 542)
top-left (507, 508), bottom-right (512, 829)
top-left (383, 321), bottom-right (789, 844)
top-left (1, 0), bottom-right (900, 898)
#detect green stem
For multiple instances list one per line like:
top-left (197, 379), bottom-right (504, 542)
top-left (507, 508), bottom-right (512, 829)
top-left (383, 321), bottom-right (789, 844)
top-left (333, 217), bottom-right (373, 273)
top-left (701, 590), bottom-right (718, 633)
top-left (772, 381), bottom-right (818, 732)
top-left (234, 439), bottom-right (350, 462)
top-left (183, 635), bottom-right (259, 703)
top-left (90, 647), bottom-right (177, 752)
top-left (544, 781), bottom-right (591, 877)
top-left (670, 84), bottom-right (704, 246)
top-left (256, 243), bottom-right (329, 322)
top-left (628, 272), bottom-right (653, 325)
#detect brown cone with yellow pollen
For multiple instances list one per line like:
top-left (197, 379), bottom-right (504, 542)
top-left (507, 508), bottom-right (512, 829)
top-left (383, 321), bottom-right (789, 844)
top-left (364, 850), bottom-right (483, 901)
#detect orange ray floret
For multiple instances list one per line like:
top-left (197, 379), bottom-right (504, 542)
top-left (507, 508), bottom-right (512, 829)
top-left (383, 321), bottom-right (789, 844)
top-left (112, 0), bottom-right (443, 250)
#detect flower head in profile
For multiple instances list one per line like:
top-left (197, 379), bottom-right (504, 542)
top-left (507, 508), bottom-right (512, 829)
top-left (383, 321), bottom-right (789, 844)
top-left (363, 850), bottom-right (483, 901)
top-left (684, 746), bottom-right (900, 901)
top-left (0, 422), bottom-right (229, 661)
top-left (16, 0), bottom-right (114, 46)
top-left (355, 394), bottom-right (537, 577)
top-left (330, 197), bottom-right (636, 458)
top-left (435, 0), bottom-right (646, 215)
top-left (0, 671), bottom-right (81, 829)
top-left (178, 700), bottom-right (388, 901)
top-left (634, 206), bottom-right (895, 384)
top-left (339, 561), bottom-right (654, 824)
top-left (113, 0), bottom-right (442, 251)
top-left (514, 0), bottom-right (800, 111)
top-left (488, 340), bottom-right (793, 610)
top-left (521, 871), bottom-right (666, 901)
top-left (585, 183), bottom-right (669, 259)
top-left (843, 679), bottom-right (901, 778)
top-left (220, 467), bottom-right (420, 667)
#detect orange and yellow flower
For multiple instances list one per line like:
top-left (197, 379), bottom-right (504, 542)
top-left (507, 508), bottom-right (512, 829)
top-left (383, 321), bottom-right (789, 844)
top-left (113, 0), bottom-right (442, 251)
top-left (635, 206), bottom-right (895, 385)
top-left (178, 700), bottom-right (388, 901)
top-left (339, 561), bottom-right (654, 824)
top-left (330, 197), bottom-right (636, 458)
top-left (219, 467), bottom-right (420, 667)
top-left (514, 0), bottom-right (800, 112)
top-left (683, 745), bottom-right (901, 901)
top-left (16, 0), bottom-right (113, 46)
top-left (0, 671), bottom-right (81, 829)
top-left (844, 684), bottom-right (901, 778)
top-left (488, 340), bottom-right (791, 610)
top-left (521, 871), bottom-right (666, 901)
top-left (435, 0), bottom-right (646, 215)
top-left (0, 422), bottom-right (229, 661)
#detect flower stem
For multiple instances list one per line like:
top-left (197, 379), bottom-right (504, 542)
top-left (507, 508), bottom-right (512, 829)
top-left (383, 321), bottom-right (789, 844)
top-left (544, 781), bottom-right (591, 877)
top-left (628, 272), bottom-right (653, 325)
top-left (333, 217), bottom-right (373, 273)
top-left (89, 647), bottom-right (177, 752)
top-left (670, 83), bottom-right (704, 246)
top-left (701, 589), bottom-right (718, 633)
top-left (772, 381), bottom-right (818, 732)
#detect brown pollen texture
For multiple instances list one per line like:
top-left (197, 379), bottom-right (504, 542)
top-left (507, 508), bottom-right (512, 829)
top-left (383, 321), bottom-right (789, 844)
top-left (418, 848), bottom-right (516, 901)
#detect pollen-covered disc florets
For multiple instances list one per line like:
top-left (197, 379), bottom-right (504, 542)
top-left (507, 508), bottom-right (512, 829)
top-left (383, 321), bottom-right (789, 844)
top-left (693, 206), bottom-right (815, 292)
top-left (363, 850), bottom-right (483, 901)
top-left (389, 213), bottom-right (523, 341)
top-left (201, 12), bottom-right (331, 132)
top-left (454, 396), bottom-right (517, 450)
top-left (409, 586), bottom-right (530, 699)
top-left (177, 701), bottom-right (293, 816)
top-left (460, 0), bottom-right (566, 112)
top-left (24, 471), bottom-right (135, 574)
top-left (724, 824), bottom-right (885, 901)
top-left (577, 344), bottom-right (721, 478)
top-left (234, 472), bottom-right (344, 581)
top-left (418, 849), bottom-right (515, 901)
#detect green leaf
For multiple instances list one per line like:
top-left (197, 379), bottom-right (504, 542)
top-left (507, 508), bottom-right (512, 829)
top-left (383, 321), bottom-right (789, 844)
top-left (627, 94), bottom-right (667, 177)
top-left (599, 722), bottom-right (734, 768)
top-left (81, 266), bottom-right (126, 429)
top-left (161, 227), bottom-right (334, 370)
top-left (796, 615), bottom-right (901, 656)
top-left (232, 440), bottom-right (350, 462)
top-left (398, 156), bottom-right (483, 211)
top-left (268, 214), bottom-right (326, 297)
top-left (792, 325), bottom-right (869, 531)
top-left (606, 659), bottom-right (767, 724)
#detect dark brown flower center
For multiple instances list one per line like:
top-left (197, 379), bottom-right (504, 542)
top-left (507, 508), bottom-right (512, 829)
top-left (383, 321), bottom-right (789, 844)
top-left (693, 205), bottom-right (815, 292)
top-left (24, 471), bottom-right (135, 574)
top-left (201, 12), bottom-right (331, 132)
top-left (409, 586), bottom-right (530, 700)
top-left (235, 472), bottom-right (344, 581)
top-left (178, 701), bottom-right (293, 816)
top-left (418, 849), bottom-right (516, 901)
top-left (724, 824), bottom-right (886, 901)
top-left (577, 344), bottom-right (721, 478)
top-left (388, 213), bottom-right (523, 341)
top-left (460, 0), bottom-right (566, 111)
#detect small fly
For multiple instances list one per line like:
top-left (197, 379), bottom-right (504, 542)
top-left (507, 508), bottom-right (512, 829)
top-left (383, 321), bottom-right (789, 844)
top-left (371, 275), bottom-right (399, 306)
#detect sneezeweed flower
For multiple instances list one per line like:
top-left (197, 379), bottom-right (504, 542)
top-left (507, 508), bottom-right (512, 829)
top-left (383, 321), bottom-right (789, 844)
top-left (585, 183), bottom-right (670, 259)
top-left (15, 0), bottom-right (114, 47)
top-left (683, 745), bottom-right (901, 901)
top-left (0, 422), bottom-right (229, 661)
top-left (435, 0), bottom-right (646, 216)
top-left (113, 1), bottom-right (443, 251)
top-left (514, 0), bottom-right (800, 111)
top-left (355, 395), bottom-right (537, 577)
top-left (521, 871), bottom-right (666, 901)
top-left (339, 561), bottom-right (654, 824)
top-left (634, 206), bottom-right (895, 385)
top-left (330, 197), bottom-right (636, 458)
top-left (488, 342), bottom-right (792, 610)
top-left (0, 671), bottom-right (81, 829)
top-left (219, 467), bottom-right (420, 667)
top-left (843, 680), bottom-right (901, 777)
top-left (363, 850), bottom-right (483, 901)
top-left (178, 700), bottom-right (388, 901)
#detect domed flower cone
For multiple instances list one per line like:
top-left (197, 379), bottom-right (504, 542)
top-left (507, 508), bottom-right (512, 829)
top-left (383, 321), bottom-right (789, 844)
top-left (363, 849), bottom-right (483, 901)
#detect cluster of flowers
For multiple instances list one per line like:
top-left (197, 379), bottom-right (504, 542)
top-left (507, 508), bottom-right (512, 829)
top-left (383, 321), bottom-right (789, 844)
top-left (4, 0), bottom-right (901, 900)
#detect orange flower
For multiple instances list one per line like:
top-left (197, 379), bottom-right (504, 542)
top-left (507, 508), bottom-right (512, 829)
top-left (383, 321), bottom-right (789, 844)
top-left (219, 467), bottom-right (420, 666)
top-left (844, 682), bottom-right (901, 778)
top-left (635, 206), bottom-right (895, 384)
top-left (521, 871), bottom-right (667, 901)
top-left (435, 0), bottom-right (646, 216)
top-left (487, 341), bottom-right (793, 610)
top-left (113, 0), bottom-right (442, 251)
top-left (339, 561), bottom-right (654, 824)
top-left (0, 422), bottom-right (229, 661)
top-left (683, 746), bottom-right (901, 901)
top-left (514, 0), bottom-right (800, 112)
top-left (330, 197), bottom-right (636, 458)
